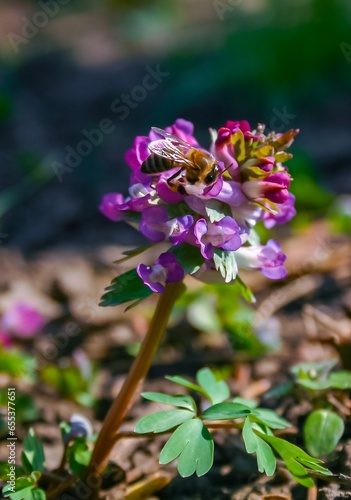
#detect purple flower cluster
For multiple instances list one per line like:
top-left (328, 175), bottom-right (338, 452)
top-left (100, 119), bottom-right (298, 292)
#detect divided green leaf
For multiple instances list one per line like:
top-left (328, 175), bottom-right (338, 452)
top-left (135, 409), bottom-right (195, 434)
top-left (202, 402), bottom-right (251, 420)
top-left (159, 418), bottom-right (214, 477)
top-left (141, 392), bottom-right (196, 412)
top-left (100, 268), bottom-right (153, 307)
top-left (259, 433), bottom-right (332, 487)
top-left (196, 368), bottom-right (230, 405)
top-left (165, 375), bottom-right (207, 397)
top-left (242, 418), bottom-right (276, 476)
top-left (250, 408), bottom-right (291, 430)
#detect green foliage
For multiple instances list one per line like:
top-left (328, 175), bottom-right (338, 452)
top-left (67, 438), bottom-right (92, 479)
top-left (100, 243), bottom-right (202, 309)
top-left (169, 243), bottom-right (204, 275)
top-left (100, 268), bottom-right (153, 308)
top-left (176, 283), bottom-right (262, 358)
top-left (196, 368), bottom-right (230, 405)
top-left (40, 363), bottom-right (95, 407)
top-left (202, 402), bottom-right (250, 420)
top-left (23, 429), bottom-right (45, 473)
top-left (0, 348), bottom-right (36, 382)
top-left (0, 390), bottom-right (38, 436)
top-left (135, 368), bottom-right (331, 484)
top-left (141, 392), bottom-right (196, 411)
top-left (2, 430), bottom-right (46, 499)
top-left (260, 434), bottom-right (332, 488)
top-left (292, 361), bottom-right (351, 391)
top-left (242, 419), bottom-right (276, 476)
top-left (159, 419), bottom-right (214, 477)
top-left (304, 410), bottom-right (344, 458)
top-left (135, 409), bottom-right (195, 434)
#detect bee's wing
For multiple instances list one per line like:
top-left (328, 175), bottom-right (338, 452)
top-left (148, 139), bottom-right (193, 167)
top-left (151, 127), bottom-right (191, 147)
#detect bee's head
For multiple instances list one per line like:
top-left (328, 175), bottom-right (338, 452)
top-left (204, 164), bottom-right (220, 185)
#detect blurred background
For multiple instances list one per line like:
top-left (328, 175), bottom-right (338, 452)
top-left (1, 0), bottom-right (350, 253)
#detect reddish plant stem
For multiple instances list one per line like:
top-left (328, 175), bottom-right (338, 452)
top-left (86, 281), bottom-right (184, 490)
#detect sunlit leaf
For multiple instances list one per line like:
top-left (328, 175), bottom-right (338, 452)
top-left (202, 402), bottom-right (251, 420)
top-left (242, 418), bottom-right (276, 476)
top-left (100, 269), bottom-right (153, 307)
top-left (141, 392), bottom-right (197, 412)
top-left (135, 409), bottom-right (195, 434)
top-left (196, 368), bottom-right (230, 405)
top-left (23, 429), bottom-right (45, 472)
top-left (165, 375), bottom-right (206, 397)
top-left (159, 419), bottom-right (214, 477)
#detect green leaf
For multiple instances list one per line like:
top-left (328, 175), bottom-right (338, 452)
top-left (23, 429), bottom-right (45, 472)
top-left (213, 249), bottom-right (238, 283)
top-left (67, 439), bottom-right (92, 479)
top-left (242, 419), bottom-right (276, 476)
top-left (3, 485), bottom-right (34, 499)
top-left (187, 296), bottom-right (221, 332)
top-left (232, 397), bottom-right (258, 409)
top-left (296, 378), bottom-right (331, 390)
top-left (196, 368), bottom-right (230, 405)
top-left (0, 390), bottom-right (38, 423)
top-left (0, 348), bottom-right (36, 382)
top-left (304, 410), bottom-right (344, 457)
top-left (141, 392), bottom-right (197, 412)
top-left (250, 409), bottom-right (291, 430)
top-left (328, 371), bottom-right (351, 389)
top-left (114, 244), bottom-right (154, 264)
top-left (32, 489), bottom-right (46, 500)
top-left (169, 243), bottom-right (204, 275)
top-left (233, 276), bottom-right (256, 303)
top-left (202, 402), bottom-right (251, 420)
top-left (135, 409), bottom-right (195, 434)
top-left (100, 268), bottom-right (153, 307)
top-left (0, 463), bottom-right (23, 481)
top-left (260, 433), bottom-right (332, 487)
top-left (291, 359), bottom-right (337, 379)
top-left (159, 419), bottom-right (214, 477)
top-left (21, 451), bottom-right (34, 475)
top-left (165, 375), bottom-right (207, 397)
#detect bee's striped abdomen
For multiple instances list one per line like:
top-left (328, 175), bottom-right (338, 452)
top-left (141, 154), bottom-right (174, 174)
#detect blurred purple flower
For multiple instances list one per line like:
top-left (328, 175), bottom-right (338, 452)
top-left (1, 302), bottom-right (46, 339)
top-left (137, 253), bottom-right (184, 293)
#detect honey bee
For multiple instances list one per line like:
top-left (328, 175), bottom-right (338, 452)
top-left (141, 127), bottom-right (221, 194)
